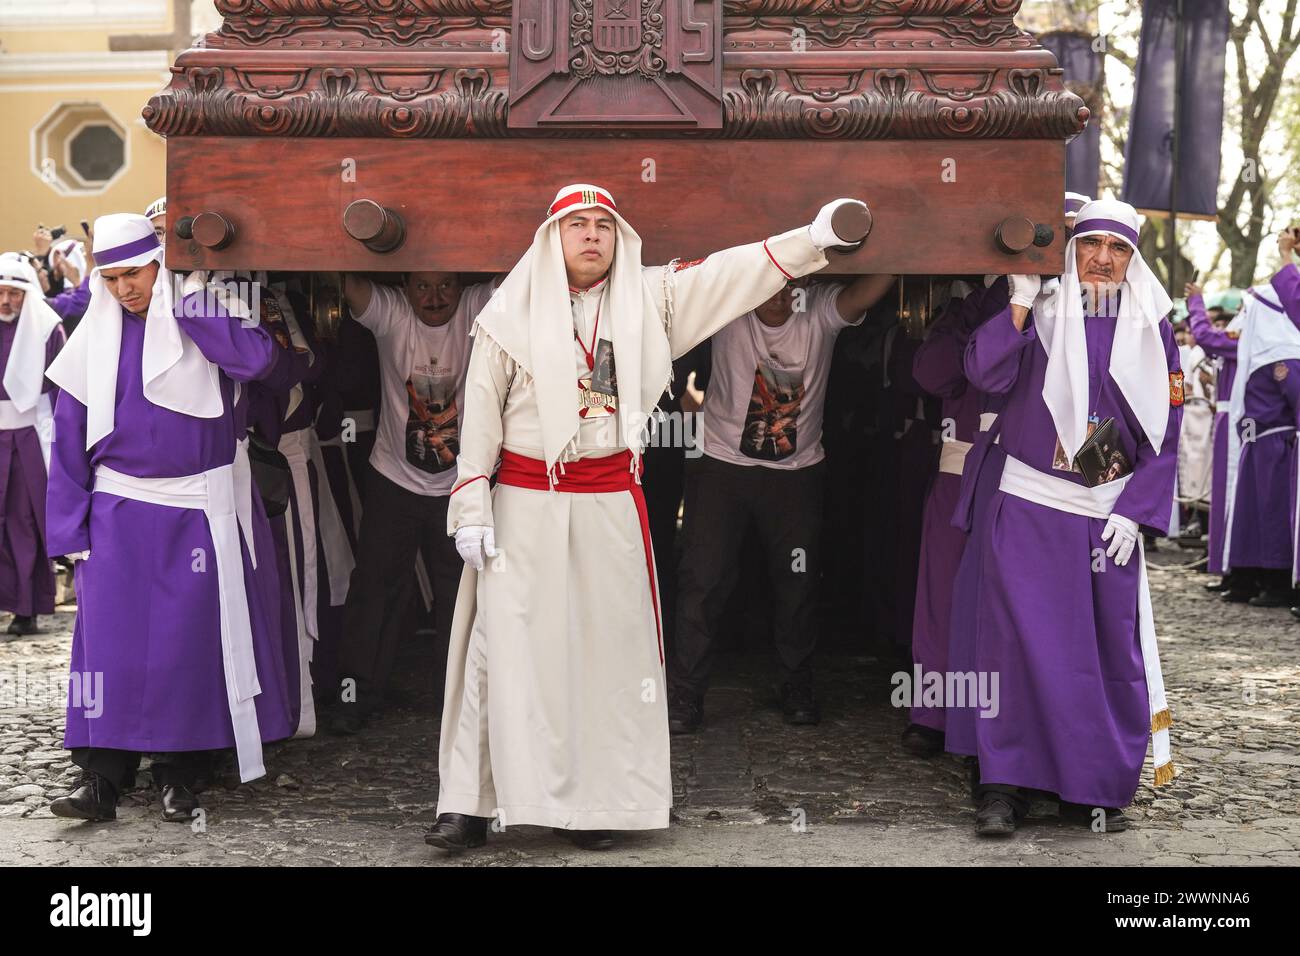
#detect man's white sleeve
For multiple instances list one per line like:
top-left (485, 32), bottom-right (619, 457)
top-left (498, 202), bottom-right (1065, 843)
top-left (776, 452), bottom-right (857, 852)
top-left (648, 226), bottom-right (829, 359)
top-left (447, 330), bottom-right (513, 535)
top-left (353, 280), bottom-right (399, 337)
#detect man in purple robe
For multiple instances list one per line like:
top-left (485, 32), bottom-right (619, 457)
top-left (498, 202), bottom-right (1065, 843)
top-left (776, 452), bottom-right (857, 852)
top-left (1272, 226), bottom-right (1300, 325)
top-left (43, 213), bottom-right (295, 823)
top-left (0, 255), bottom-right (65, 636)
top-left (942, 280), bottom-right (1009, 781)
top-left (923, 195), bottom-right (1088, 761)
top-left (903, 278), bottom-right (1002, 754)
top-left (1220, 255), bottom-right (1300, 609)
top-left (1185, 281), bottom-right (1241, 597)
top-left (961, 199), bottom-right (1181, 835)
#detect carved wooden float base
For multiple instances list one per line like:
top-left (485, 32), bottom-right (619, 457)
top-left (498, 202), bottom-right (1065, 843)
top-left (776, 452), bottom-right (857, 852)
top-left (166, 135), bottom-right (1064, 275)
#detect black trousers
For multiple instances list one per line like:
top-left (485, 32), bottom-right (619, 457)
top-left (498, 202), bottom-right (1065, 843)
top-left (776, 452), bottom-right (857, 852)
top-left (69, 749), bottom-right (211, 791)
top-left (338, 471), bottom-right (462, 703)
top-left (672, 455), bottom-right (825, 699)
top-left (641, 441), bottom-right (688, 656)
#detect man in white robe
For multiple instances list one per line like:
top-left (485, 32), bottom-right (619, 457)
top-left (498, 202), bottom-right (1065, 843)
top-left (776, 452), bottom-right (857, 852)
top-left (426, 184), bottom-right (867, 852)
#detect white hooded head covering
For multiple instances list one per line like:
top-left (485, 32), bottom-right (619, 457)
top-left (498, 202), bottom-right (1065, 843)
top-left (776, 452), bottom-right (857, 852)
top-left (473, 183), bottom-right (672, 476)
top-left (1035, 198), bottom-right (1173, 465)
top-left (1064, 192), bottom-right (1092, 220)
top-left (0, 253), bottom-right (63, 412)
top-left (45, 213), bottom-right (222, 449)
top-left (145, 196), bottom-right (167, 221)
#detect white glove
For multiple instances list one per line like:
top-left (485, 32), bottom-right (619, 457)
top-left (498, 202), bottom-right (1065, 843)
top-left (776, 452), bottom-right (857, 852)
top-left (1101, 514), bottom-right (1139, 567)
top-left (66, 550), bottom-right (90, 563)
top-left (1008, 274), bottom-right (1041, 310)
top-left (808, 198), bottom-right (868, 250)
top-left (454, 525), bottom-right (497, 571)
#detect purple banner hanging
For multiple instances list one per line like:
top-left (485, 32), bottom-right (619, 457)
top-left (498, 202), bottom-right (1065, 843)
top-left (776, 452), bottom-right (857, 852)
top-left (1121, 0), bottom-right (1230, 219)
top-left (1039, 30), bottom-right (1102, 201)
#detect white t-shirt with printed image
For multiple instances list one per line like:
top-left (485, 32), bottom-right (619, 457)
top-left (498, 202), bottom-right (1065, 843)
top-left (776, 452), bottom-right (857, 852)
top-left (354, 280), bottom-right (495, 496)
top-left (699, 281), bottom-right (859, 470)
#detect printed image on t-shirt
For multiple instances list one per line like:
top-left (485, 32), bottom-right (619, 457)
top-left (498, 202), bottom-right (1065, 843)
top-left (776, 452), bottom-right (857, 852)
top-left (740, 362), bottom-right (804, 461)
top-left (405, 356), bottom-right (459, 474)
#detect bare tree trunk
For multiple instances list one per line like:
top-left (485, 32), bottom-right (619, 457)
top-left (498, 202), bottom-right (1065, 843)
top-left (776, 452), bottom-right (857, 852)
top-left (1219, 0), bottom-right (1300, 287)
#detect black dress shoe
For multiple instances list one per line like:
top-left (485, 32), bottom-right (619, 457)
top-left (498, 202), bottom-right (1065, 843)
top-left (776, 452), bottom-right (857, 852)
top-left (975, 795), bottom-right (1020, 836)
top-left (160, 784), bottom-right (200, 823)
top-left (424, 813), bottom-right (488, 853)
top-left (6, 615), bottom-right (39, 636)
top-left (1290, 606), bottom-right (1300, 621)
top-left (780, 682), bottom-right (820, 725)
top-left (1203, 578), bottom-right (1230, 593)
top-left (1221, 588), bottom-right (1256, 603)
top-left (1249, 589), bottom-right (1293, 608)
top-left (900, 723), bottom-right (945, 757)
top-left (49, 772), bottom-right (118, 822)
top-left (1060, 802), bottom-right (1130, 833)
top-left (553, 828), bottom-right (615, 850)
top-left (667, 693), bottom-right (703, 735)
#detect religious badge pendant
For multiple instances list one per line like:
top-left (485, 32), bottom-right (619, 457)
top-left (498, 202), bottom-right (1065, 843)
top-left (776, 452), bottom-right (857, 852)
top-left (578, 338), bottom-right (618, 419)
top-left (578, 376), bottom-right (617, 419)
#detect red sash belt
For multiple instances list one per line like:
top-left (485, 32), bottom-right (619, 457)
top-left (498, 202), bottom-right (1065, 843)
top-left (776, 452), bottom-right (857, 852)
top-left (494, 448), bottom-right (662, 664)
top-left (497, 448), bottom-right (642, 492)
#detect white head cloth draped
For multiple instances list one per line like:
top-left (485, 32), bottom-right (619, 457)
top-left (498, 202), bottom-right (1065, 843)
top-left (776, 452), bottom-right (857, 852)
top-left (1064, 192), bottom-right (1092, 218)
top-left (0, 254), bottom-right (63, 412)
top-left (45, 213), bottom-right (222, 449)
top-left (473, 183), bottom-right (672, 476)
top-left (1034, 198), bottom-right (1174, 465)
top-left (145, 196), bottom-right (167, 221)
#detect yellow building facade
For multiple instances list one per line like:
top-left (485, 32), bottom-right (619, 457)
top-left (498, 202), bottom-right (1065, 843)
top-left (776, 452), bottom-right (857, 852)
top-left (0, 1), bottom-right (218, 254)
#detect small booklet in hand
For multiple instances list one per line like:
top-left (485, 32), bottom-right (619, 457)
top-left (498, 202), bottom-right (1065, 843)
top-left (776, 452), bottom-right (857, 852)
top-left (1073, 417), bottom-right (1133, 487)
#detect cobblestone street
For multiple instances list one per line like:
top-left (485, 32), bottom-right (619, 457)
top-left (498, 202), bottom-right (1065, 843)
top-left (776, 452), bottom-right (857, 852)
top-left (1, 549), bottom-right (1297, 867)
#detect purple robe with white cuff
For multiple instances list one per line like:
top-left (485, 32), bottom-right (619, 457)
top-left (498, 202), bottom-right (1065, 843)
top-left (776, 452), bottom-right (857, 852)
top-left (0, 317), bottom-right (64, 616)
top-left (1224, 358), bottom-right (1300, 572)
top-left (1187, 294), bottom-right (1238, 575)
top-left (908, 292), bottom-right (986, 731)
top-left (1272, 263), bottom-right (1300, 328)
top-left (48, 297), bottom-right (295, 773)
top-left (960, 298), bottom-right (1181, 806)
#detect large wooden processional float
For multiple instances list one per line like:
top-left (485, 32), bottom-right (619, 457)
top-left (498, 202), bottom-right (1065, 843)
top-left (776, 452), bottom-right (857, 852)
top-left (144, 1), bottom-right (1088, 281)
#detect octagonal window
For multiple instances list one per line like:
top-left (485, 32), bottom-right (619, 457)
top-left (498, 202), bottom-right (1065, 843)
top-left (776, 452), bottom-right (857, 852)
top-left (32, 102), bottom-right (130, 196)
top-left (68, 124), bottom-right (125, 185)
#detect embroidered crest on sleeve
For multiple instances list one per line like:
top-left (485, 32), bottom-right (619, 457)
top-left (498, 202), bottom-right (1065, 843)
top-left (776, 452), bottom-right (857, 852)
top-left (1225, 329), bottom-right (1241, 339)
top-left (1169, 370), bottom-right (1185, 406)
top-left (1274, 362), bottom-right (1290, 382)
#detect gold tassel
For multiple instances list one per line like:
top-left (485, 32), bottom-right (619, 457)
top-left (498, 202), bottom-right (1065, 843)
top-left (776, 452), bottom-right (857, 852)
top-left (1150, 708), bottom-right (1173, 732)
top-left (1154, 761), bottom-right (1177, 786)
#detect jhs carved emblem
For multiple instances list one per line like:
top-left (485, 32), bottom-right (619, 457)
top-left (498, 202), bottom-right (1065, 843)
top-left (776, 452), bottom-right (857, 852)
top-left (594, 0), bottom-right (640, 54)
top-left (509, 0), bottom-right (722, 129)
